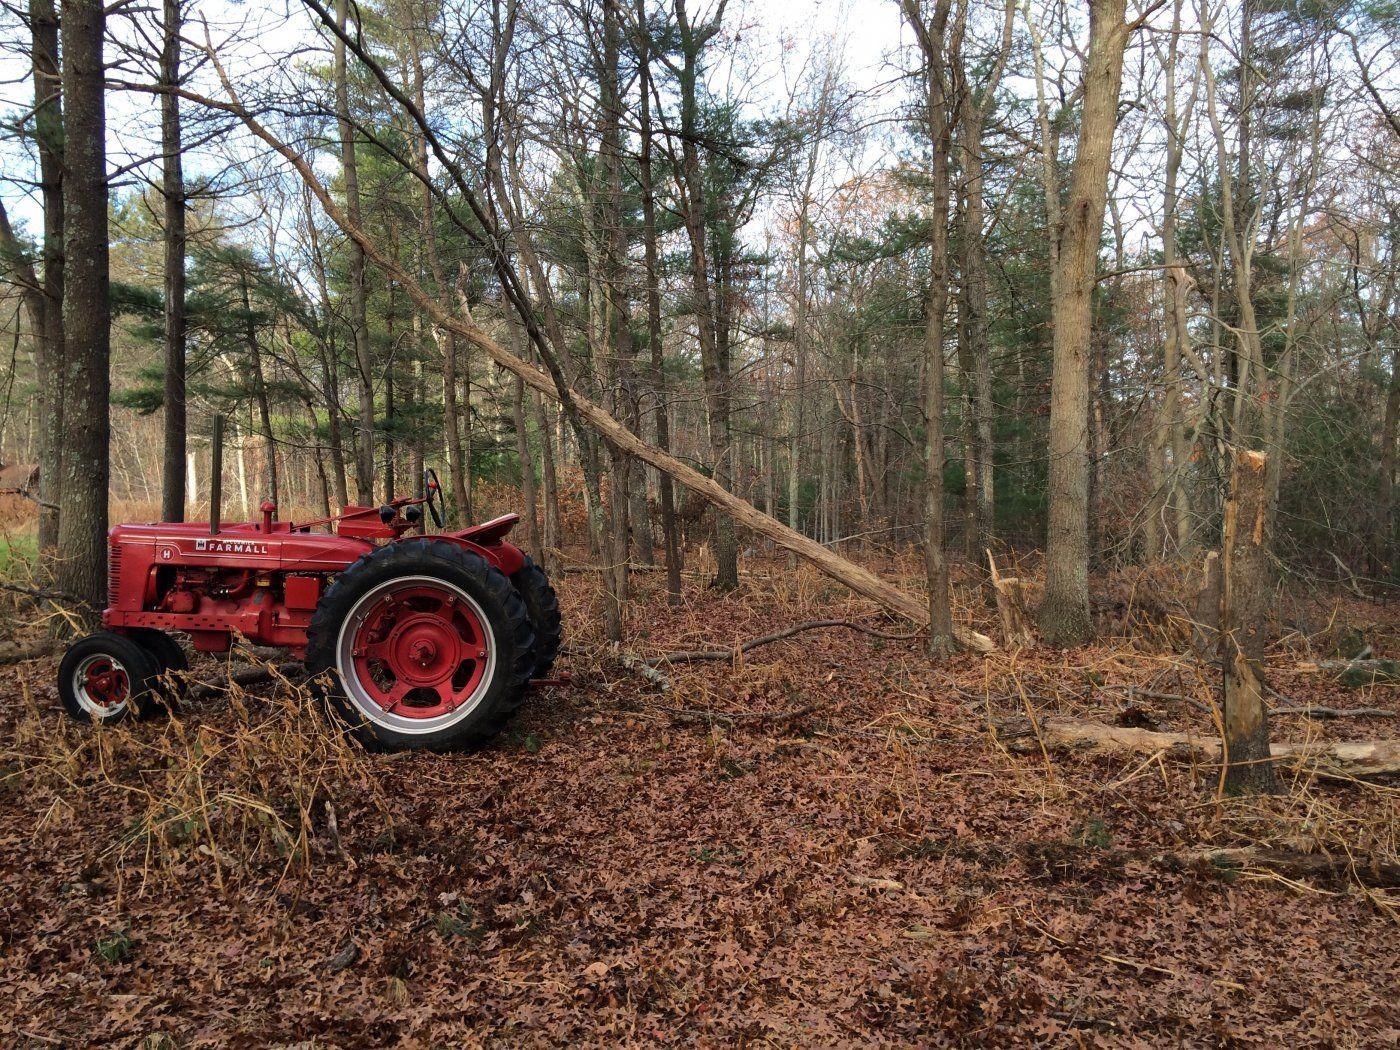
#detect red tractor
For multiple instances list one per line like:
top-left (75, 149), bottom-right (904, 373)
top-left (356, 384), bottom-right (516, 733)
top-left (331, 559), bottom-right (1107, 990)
top-left (57, 440), bottom-right (561, 752)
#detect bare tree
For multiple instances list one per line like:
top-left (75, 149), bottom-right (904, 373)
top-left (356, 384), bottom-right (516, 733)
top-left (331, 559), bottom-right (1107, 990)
top-left (1038, 0), bottom-right (1132, 647)
top-left (55, 0), bottom-right (110, 617)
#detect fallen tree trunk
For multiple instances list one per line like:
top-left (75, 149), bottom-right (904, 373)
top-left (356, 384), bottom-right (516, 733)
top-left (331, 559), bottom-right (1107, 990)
top-left (182, 53), bottom-right (995, 654)
top-left (998, 717), bottom-right (1400, 778)
top-left (1196, 847), bottom-right (1400, 889)
top-left (1297, 659), bottom-right (1400, 687)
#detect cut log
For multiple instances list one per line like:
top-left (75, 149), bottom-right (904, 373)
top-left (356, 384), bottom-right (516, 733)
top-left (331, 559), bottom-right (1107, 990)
top-left (987, 551), bottom-right (1036, 648)
top-left (189, 62), bottom-right (996, 654)
top-left (998, 716), bottom-right (1400, 779)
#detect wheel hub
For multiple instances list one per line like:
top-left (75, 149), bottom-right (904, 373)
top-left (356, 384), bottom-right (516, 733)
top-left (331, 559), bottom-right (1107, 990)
top-left (388, 614), bottom-right (459, 687)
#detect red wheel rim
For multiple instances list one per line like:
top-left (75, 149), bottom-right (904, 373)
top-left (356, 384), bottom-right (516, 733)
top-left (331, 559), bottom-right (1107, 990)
top-left (345, 582), bottom-right (492, 722)
top-left (74, 655), bottom-right (130, 713)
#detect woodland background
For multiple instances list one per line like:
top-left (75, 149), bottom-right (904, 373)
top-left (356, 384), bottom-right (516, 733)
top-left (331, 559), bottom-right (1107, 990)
top-left (0, 0), bottom-right (1399, 1044)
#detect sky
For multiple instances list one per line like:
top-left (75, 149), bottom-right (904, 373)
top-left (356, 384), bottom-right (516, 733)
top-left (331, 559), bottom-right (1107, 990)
top-left (0, 0), bottom-right (917, 238)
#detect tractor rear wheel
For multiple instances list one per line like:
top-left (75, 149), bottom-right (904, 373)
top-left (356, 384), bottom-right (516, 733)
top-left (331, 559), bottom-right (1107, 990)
top-left (58, 631), bottom-right (164, 724)
top-left (305, 540), bottom-right (535, 751)
top-left (511, 556), bottom-right (562, 676)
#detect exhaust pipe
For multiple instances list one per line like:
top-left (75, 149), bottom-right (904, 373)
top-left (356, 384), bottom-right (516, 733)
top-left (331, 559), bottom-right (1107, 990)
top-left (210, 414), bottom-right (224, 536)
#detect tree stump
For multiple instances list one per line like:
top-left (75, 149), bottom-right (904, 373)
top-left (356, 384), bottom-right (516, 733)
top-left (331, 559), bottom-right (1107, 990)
top-left (1221, 450), bottom-right (1279, 794)
top-left (988, 552), bottom-right (1036, 649)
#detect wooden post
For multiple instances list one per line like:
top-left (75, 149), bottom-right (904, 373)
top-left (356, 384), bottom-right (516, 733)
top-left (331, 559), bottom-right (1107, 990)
top-left (1220, 450), bottom-right (1279, 794)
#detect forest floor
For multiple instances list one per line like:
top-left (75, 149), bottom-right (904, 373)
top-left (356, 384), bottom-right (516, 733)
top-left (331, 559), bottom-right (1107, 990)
top-left (0, 548), bottom-right (1398, 1046)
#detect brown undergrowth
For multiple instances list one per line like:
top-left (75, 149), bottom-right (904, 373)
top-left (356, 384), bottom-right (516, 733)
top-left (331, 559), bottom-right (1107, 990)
top-left (0, 550), bottom-right (1397, 1045)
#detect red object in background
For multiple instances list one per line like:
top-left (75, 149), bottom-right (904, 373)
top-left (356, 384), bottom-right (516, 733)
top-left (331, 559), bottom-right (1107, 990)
top-left (103, 503), bottom-right (527, 657)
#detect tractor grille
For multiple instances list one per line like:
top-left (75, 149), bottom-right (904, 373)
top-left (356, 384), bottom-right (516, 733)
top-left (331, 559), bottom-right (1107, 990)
top-left (107, 542), bottom-right (121, 604)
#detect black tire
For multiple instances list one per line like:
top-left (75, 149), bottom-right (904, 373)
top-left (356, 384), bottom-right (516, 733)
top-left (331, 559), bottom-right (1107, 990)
top-left (305, 539), bottom-right (535, 752)
top-left (129, 629), bottom-right (189, 674)
top-left (128, 628), bottom-right (188, 707)
top-left (58, 631), bottom-right (164, 724)
top-left (511, 555), bottom-right (562, 676)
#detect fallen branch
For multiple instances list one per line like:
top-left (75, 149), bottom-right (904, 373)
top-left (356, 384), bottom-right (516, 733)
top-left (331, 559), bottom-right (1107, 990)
top-left (0, 638), bottom-right (60, 665)
top-left (188, 662), bottom-right (306, 702)
top-left (644, 619), bottom-right (921, 667)
top-left (997, 717), bottom-right (1400, 778)
top-left (1270, 705), bottom-right (1396, 720)
top-left (1297, 659), bottom-right (1400, 686)
top-left (0, 582), bottom-right (78, 604)
top-left (613, 648), bottom-right (672, 692)
top-left (1197, 847), bottom-right (1400, 889)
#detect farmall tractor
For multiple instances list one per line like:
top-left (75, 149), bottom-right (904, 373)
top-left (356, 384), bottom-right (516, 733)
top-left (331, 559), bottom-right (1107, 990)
top-left (56, 426), bottom-right (561, 752)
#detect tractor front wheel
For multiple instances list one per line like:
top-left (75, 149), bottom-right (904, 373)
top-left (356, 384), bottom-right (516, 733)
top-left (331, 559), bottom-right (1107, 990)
top-left (57, 631), bottom-right (164, 724)
top-left (305, 540), bottom-right (535, 751)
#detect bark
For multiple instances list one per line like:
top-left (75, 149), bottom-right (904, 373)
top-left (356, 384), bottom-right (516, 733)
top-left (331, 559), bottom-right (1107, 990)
top-left (160, 0), bottom-right (187, 522)
top-left (31, 0), bottom-right (64, 554)
top-left (55, 0), bottom-right (109, 620)
top-left (411, 48), bottom-right (470, 522)
top-left (334, 0), bottom-right (374, 504)
top-left (1038, 0), bottom-right (1130, 647)
top-left (1146, 0), bottom-right (1195, 561)
top-left (1192, 549), bottom-right (1222, 656)
top-left (1220, 450), bottom-right (1279, 794)
top-left (635, 2), bottom-right (683, 601)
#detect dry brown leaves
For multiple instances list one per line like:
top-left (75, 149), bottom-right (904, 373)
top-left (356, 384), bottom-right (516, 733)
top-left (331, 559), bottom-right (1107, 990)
top-left (0, 552), bottom-right (1397, 1046)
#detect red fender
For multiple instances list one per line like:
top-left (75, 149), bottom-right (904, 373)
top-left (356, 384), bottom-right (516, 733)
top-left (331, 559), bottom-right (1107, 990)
top-left (439, 515), bottom-right (526, 577)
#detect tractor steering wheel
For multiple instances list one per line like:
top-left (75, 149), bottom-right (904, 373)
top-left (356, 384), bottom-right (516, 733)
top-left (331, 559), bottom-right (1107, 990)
top-left (423, 467), bottom-right (445, 529)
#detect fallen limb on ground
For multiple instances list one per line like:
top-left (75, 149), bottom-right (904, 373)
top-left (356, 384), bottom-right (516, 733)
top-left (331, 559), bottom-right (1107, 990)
top-left (997, 717), bottom-right (1400, 778)
top-left (1296, 659), bottom-right (1400, 686)
top-left (644, 619), bottom-right (921, 667)
top-left (1196, 847), bottom-right (1400, 888)
top-left (188, 662), bottom-right (306, 702)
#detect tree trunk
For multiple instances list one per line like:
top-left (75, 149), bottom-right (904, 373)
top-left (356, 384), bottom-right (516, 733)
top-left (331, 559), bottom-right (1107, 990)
top-left (1220, 449), bottom-right (1279, 794)
top-left (56, 0), bottom-right (109, 620)
top-left (533, 388), bottom-right (560, 572)
top-left (335, 0), bottom-right (374, 504)
top-left (240, 269), bottom-right (278, 505)
top-left (635, 8), bottom-right (682, 600)
top-left (31, 0), bottom-right (64, 555)
top-left (513, 373), bottom-right (539, 556)
top-left (1038, 0), bottom-right (1129, 647)
top-left (675, 0), bottom-right (738, 592)
top-left (160, 0), bottom-right (187, 522)
top-left (902, 0), bottom-right (957, 652)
